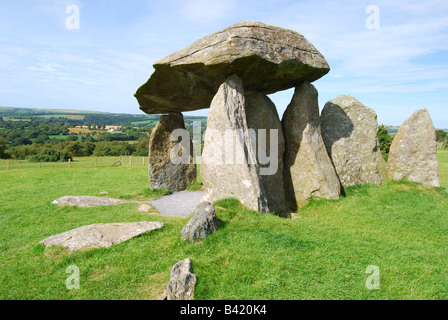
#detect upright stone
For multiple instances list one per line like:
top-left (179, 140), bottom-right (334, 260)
top-left (201, 75), bottom-right (269, 213)
top-left (245, 93), bottom-right (287, 214)
top-left (321, 95), bottom-right (386, 188)
top-left (148, 112), bottom-right (196, 192)
top-left (282, 82), bottom-right (341, 209)
top-left (387, 109), bottom-right (440, 187)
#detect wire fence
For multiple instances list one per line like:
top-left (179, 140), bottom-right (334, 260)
top-left (0, 156), bottom-right (148, 171)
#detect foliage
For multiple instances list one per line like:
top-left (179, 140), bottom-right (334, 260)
top-left (435, 129), bottom-right (447, 142)
top-left (27, 148), bottom-right (72, 162)
top-left (378, 124), bottom-right (394, 154)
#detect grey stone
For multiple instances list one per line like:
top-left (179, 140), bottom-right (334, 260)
top-left (282, 82), bottom-right (341, 209)
top-left (135, 21), bottom-right (329, 114)
top-left (245, 93), bottom-right (287, 215)
top-left (51, 196), bottom-right (137, 207)
top-left (321, 95), bottom-right (387, 188)
top-left (148, 112), bottom-right (196, 192)
top-left (181, 202), bottom-right (219, 242)
top-left (166, 258), bottom-right (197, 300)
top-left (40, 222), bottom-right (164, 252)
top-left (387, 109), bottom-right (440, 187)
top-left (200, 75), bottom-right (268, 213)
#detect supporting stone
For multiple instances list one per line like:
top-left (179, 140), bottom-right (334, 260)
top-left (321, 95), bottom-right (386, 189)
top-left (282, 82), bottom-right (340, 209)
top-left (387, 109), bottom-right (440, 187)
top-left (148, 112), bottom-right (196, 192)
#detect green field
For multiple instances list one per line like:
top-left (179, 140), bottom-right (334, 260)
top-left (0, 152), bottom-right (447, 300)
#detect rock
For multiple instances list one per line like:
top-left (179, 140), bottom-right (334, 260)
top-left (166, 258), bottom-right (197, 300)
top-left (181, 202), bottom-right (219, 242)
top-left (245, 93), bottom-right (287, 215)
top-left (387, 109), bottom-right (440, 187)
top-left (135, 21), bottom-right (330, 114)
top-left (282, 82), bottom-right (341, 209)
top-left (40, 222), bottom-right (164, 252)
top-left (148, 112), bottom-right (196, 192)
top-left (200, 75), bottom-right (268, 213)
top-left (51, 196), bottom-right (137, 207)
top-left (321, 95), bottom-right (387, 188)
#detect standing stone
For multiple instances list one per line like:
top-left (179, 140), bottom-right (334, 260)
top-left (387, 109), bottom-right (440, 187)
top-left (245, 93), bottom-right (287, 214)
top-left (321, 95), bottom-right (386, 188)
top-left (166, 259), bottom-right (197, 300)
top-left (148, 112), bottom-right (196, 192)
top-left (282, 82), bottom-right (340, 209)
top-left (181, 202), bottom-right (219, 242)
top-left (201, 75), bottom-right (266, 212)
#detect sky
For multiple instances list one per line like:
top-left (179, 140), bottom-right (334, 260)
top-left (0, 0), bottom-right (447, 128)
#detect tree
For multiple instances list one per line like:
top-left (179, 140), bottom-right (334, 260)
top-left (378, 125), bottom-right (393, 154)
top-left (436, 129), bottom-right (447, 142)
top-left (0, 137), bottom-right (8, 159)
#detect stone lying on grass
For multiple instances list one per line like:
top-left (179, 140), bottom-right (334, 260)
top-left (181, 202), bottom-right (219, 242)
top-left (162, 258), bottom-right (197, 300)
top-left (51, 196), bottom-right (138, 207)
top-left (40, 222), bottom-right (164, 252)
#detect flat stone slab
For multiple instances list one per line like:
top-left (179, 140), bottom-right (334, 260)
top-left (149, 191), bottom-right (206, 217)
top-left (40, 222), bottom-right (164, 252)
top-left (135, 21), bottom-right (329, 114)
top-left (52, 196), bottom-right (138, 207)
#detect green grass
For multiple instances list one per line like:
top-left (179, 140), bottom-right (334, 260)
top-left (0, 152), bottom-right (447, 300)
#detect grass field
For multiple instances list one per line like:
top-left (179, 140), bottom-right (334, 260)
top-left (0, 151), bottom-right (447, 300)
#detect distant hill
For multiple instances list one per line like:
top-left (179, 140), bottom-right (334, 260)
top-left (0, 106), bottom-right (207, 127)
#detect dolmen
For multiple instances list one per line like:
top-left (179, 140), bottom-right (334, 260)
top-left (135, 21), bottom-right (439, 215)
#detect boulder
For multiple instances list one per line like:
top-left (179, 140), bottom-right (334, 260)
top-left (387, 109), bottom-right (440, 187)
top-left (245, 93), bottom-right (287, 214)
top-left (166, 259), bottom-right (197, 300)
top-left (282, 82), bottom-right (340, 209)
top-left (135, 21), bottom-right (330, 114)
top-left (40, 222), bottom-right (164, 252)
top-left (51, 196), bottom-right (137, 207)
top-left (201, 75), bottom-right (270, 213)
top-left (148, 112), bottom-right (196, 192)
top-left (181, 202), bottom-right (219, 242)
top-left (321, 95), bottom-right (386, 188)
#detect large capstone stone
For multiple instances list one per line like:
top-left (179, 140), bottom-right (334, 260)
top-left (387, 109), bottom-right (440, 187)
top-left (40, 222), bottom-right (164, 252)
top-left (135, 21), bottom-right (330, 114)
top-left (282, 82), bottom-right (341, 209)
top-left (201, 75), bottom-right (286, 215)
top-left (148, 112), bottom-right (196, 192)
top-left (321, 95), bottom-right (386, 189)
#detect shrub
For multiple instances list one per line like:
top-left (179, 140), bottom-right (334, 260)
top-left (27, 148), bottom-right (72, 162)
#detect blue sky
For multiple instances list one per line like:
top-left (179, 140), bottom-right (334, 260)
top-left (0, 0), bottom-right (447, 128)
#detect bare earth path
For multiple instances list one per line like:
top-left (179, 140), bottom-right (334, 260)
top-left (149, 191), bottom-right (205, 217)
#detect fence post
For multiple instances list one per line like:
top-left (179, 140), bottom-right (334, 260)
top-left (142, 157), bottom-right (145, 166)
top-left (40, 160), bottom-right (42, 168)
top-left (7, 161), bottom-right (10, 171)
top-left (129, 156), bottom-right (132, 167)
top-left (69, 159), bottom-right (72, 168)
